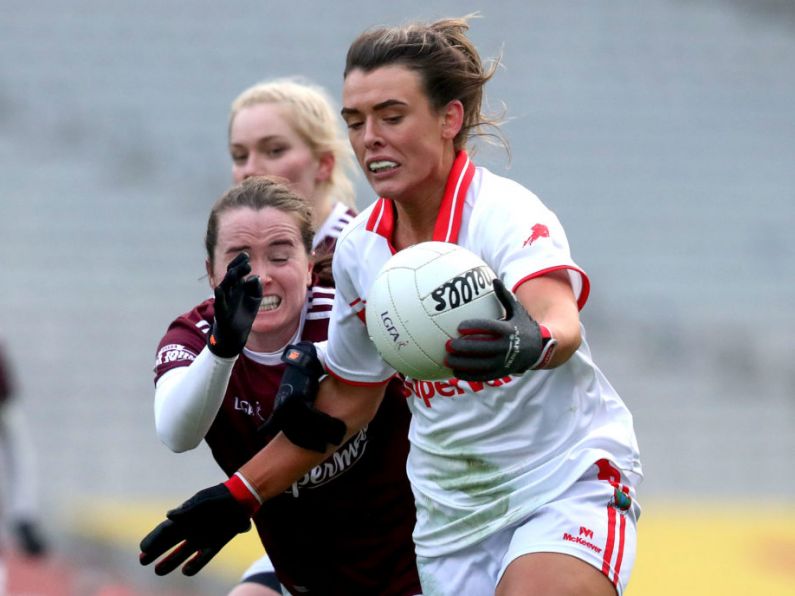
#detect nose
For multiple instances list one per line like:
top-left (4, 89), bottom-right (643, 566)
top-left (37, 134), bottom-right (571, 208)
top-left (363, 119), bottom-right (383, 150)
top-left (249, 259), bottom-right (272, 285)
top-left (240, 157), bottom-right (259, 180)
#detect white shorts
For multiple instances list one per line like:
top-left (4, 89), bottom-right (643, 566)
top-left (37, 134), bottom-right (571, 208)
top-left (416, 459), bottom-right (641, 596)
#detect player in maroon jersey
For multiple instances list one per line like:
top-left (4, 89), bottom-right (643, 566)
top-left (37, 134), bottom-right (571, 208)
top-left (0, 342), bottom-right (49, 578)
top-left (144, 177), bottom-right (419, 595)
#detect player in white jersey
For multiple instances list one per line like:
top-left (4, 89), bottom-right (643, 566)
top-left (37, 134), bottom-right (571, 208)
top-left (140, 15), bottom-right (642, 596)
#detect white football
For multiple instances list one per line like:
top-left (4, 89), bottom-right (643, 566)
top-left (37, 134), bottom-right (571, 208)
top-left (365, 241), bottom-right (504, 380)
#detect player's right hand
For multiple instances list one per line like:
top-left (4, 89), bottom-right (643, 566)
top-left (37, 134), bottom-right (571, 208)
top-left (139, 475), bottom-right (257, 576)
top-left (207, 252), bottom-right (263, 358)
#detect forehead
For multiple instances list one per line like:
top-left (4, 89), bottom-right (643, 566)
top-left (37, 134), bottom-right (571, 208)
top-left (230, 103), bottom-right (297, 142)
top-left (342, 65), bottom-right (426, 109)
top-left (216, 206), bottom-right (302, 244)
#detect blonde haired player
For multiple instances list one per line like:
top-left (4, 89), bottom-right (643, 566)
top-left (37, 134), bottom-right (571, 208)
top-left (229, 77), bottom-right (358, 255)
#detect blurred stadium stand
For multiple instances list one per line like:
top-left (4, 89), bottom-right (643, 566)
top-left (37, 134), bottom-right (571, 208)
top-left (1, 0), bottom-right (793, 593)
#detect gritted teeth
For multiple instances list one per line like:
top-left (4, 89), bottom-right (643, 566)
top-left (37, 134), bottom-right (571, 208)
top-left (368, 160), bottom-right (398, 172)
top-left (260, 296), bottom-right (281, 311)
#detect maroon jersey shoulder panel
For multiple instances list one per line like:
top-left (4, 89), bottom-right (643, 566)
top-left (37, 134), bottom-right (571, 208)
top-left (314, 206), bottom-right (358, 255)
top-left (153, 299), bottom-right (214, 384)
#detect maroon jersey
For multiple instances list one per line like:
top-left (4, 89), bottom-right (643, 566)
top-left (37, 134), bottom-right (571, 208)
top-left (153, 287), bottom-right (419, 595)
top-left (313, 203), bottom-right (357, 256)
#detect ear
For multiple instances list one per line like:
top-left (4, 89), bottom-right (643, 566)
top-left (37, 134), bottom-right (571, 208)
top-left (206, 259), bottom-right (217, 289)
top-left (306, 256), bottom-right (314, 288)
top-left (441, 99), bottom-right (465, 141)
top-left (315, 151), bottom-right (335, 184)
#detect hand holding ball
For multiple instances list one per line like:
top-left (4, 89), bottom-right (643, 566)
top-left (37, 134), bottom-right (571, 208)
top-left (365, 242), bottom-right (504, 380)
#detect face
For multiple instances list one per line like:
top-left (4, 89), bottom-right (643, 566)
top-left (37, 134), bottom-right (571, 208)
top-left (207, 206), bottom-right (312, 352)
top-left (229, 103), bottom-right (332, 202)
top-left (341, 65), bottom-right (462, 206)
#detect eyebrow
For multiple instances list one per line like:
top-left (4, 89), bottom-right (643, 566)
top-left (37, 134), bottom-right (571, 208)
top-left (229, 134), bottom-right (284, 147)
top-left (340, 99), bottom-right (408, 118)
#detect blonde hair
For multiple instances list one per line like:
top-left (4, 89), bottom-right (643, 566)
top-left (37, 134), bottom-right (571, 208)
top-left (229, 77), bottom-right (357, 208)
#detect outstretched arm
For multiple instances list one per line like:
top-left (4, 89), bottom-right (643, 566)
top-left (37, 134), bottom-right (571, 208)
top-left (240, 375), bottom-right (387, 500)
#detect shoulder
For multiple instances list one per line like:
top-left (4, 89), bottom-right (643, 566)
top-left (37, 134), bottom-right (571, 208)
top-left (471, 166), bottom-right (547, 211)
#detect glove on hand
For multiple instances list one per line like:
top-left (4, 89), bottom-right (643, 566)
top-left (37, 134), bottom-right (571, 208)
top-left (14, 519), bottom-right (48, 557)
top-left (207, 252), bottom-right (263, 358)
top-left (139, 474), bottom-right (258, 576)
top-left (445, 278), bottom-right (557, 381)
top-left (258, 341), bottom-right (346, 453)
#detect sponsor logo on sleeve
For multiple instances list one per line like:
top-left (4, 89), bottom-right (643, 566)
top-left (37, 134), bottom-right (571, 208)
top-left (155, 344), bottom-right (197, 367)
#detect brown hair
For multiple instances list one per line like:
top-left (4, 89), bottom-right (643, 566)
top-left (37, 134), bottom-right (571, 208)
top-left (343, 13), bottom-right (505, 153)
top-left (205, 176), bottom-right (332, 280)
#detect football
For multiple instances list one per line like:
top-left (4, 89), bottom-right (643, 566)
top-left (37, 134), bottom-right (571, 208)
top-left (365, 241), bottom-right (504, 380)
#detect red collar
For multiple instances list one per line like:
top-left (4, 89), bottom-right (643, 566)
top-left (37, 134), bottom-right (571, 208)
top-left (366, 151), bottom-right (475, 253)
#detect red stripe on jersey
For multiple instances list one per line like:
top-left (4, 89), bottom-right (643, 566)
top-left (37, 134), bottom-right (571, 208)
top-left (613, 510), bottom-right (627, 585)
top-left (602, 504), bottom-right (617, 582)
top-left (433, 151), bottom-right (475, 244)
top-left (365, 152), bottom-right (473, 250)
top-left (366, 198), bottom-right (396, 247)
top-left (325, 366), bottom-right (394, 387)
top-left (513, 265), bottom-right (591, 311)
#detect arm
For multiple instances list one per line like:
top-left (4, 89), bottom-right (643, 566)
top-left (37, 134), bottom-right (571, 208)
top-left (155, 252), bottom-right (262, 452)
top-left (240, 375), bottom-right (386, 500)
top-left (0, 399), bottom-right (48, 555)
top-left (446, 271), bottom-right (581, 380)
top-left (154, 348), bottom-right (235, 452)
top-left (514, 269), bottom-right (581, 367)
top-left (140, 373), bottom-right (386, 576)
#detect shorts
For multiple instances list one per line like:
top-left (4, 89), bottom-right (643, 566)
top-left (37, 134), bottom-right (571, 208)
top-left (240, 554), bottom-right (283, 593)
top-left (416, 459), bottom-right (641, 596)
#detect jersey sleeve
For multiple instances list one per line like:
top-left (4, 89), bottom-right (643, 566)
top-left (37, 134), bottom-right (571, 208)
top-left (324, 235), bottom-right (395, 385)
top-left (153, 314), bottom-right (210, 383)
top-left (474, 175), bottom-right (590, 310)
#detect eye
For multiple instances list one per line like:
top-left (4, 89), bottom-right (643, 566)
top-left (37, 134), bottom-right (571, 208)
top-left (345, 119), bottom-right (363, 131)
top-left (384, 115), bottom-right (403, 124)
top-left (230, 152), bottom-right (247, 165)
top-left (265, 146), bottom-right (287, 158)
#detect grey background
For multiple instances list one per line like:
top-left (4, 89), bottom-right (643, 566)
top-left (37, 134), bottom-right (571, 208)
top-left (0, 0), bottom-right (793, 575)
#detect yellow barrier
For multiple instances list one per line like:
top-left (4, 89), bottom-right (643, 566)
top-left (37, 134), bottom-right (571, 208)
top-left (72, 499), bottom-right (795, 594)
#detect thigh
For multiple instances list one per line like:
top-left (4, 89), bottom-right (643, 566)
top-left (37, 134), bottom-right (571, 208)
top-left (497, 460), bottom-right (640, 596)
top-left (416, 530), bottom-right (511, 596)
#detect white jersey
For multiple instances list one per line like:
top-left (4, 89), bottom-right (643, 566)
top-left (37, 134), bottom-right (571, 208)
top-left (326, 151), bottom-right (642, 558)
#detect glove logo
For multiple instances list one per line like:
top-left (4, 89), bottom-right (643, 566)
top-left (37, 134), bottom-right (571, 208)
top-left (523, 223), bottom-right (550, 247)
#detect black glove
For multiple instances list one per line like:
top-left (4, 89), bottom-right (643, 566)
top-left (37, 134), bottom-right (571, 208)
top-left (13, 519), bottom-right (48, 557)
top-left (258, 341), bottom-right (346, 453)
top-left (207, 252), bottom-right (263, 358)
top-left (445, 278), bottom-right (557, 381)
top-left (139, 477), bottom-right (256, 576)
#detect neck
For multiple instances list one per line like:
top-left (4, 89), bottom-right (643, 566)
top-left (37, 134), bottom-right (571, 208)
top-left (311, 190), bottom-right (334, 230)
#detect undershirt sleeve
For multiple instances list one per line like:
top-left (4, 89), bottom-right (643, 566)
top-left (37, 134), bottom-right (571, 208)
top-left (154, 346), bottom-right (236, 452)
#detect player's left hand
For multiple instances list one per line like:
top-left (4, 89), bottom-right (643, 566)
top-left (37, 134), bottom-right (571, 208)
top-left (257, 341), bottom-right (346, 453)
top-left (139, 476), bottom-right (257, 576)
top-left (445, 278), bottom-right (557, 381)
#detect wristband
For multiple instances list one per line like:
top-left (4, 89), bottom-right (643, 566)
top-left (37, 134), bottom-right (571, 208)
top-left (224, 472), bottom-right (262, 515)
top-left (530, 324), bottom-right (558, 370)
